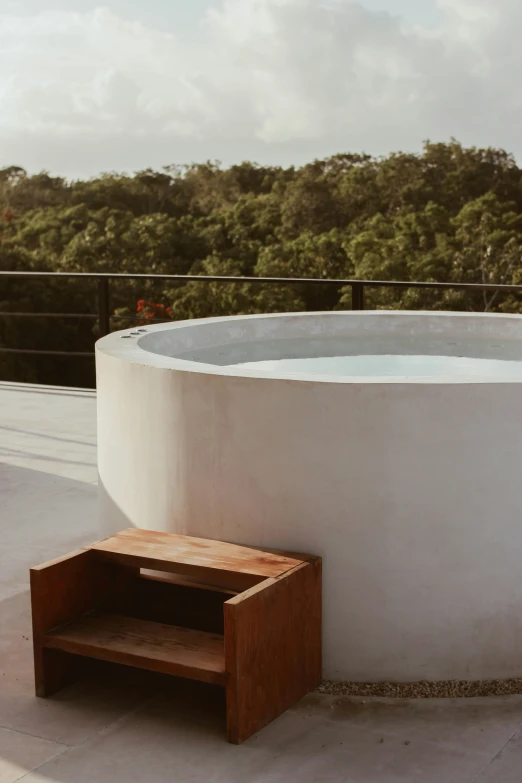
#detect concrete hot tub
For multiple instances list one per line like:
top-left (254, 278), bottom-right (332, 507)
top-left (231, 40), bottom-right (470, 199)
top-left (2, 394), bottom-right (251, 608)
top-left (96, 311), bottom-right (522, 682)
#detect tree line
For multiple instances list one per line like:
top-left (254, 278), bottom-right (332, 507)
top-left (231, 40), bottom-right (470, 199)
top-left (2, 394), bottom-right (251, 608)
top-left (2, 140), bottom-right (522, 387)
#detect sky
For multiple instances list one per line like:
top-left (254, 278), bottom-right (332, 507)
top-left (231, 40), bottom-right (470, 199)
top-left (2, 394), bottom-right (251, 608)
top-left (0, 0), bottom-right (520, 179)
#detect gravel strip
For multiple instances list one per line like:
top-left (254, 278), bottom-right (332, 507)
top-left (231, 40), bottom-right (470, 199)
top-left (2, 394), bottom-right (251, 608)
top-left (317, 679), bottom-right (522, 698)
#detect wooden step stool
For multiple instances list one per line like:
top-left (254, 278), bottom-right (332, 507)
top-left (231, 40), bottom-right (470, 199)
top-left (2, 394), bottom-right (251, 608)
top-left (30, 528), bottom-right (322, 744)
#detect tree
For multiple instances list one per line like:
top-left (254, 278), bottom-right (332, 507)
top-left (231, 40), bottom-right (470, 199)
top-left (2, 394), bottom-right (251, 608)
top-left (3, 140), bottom-right (522, 386)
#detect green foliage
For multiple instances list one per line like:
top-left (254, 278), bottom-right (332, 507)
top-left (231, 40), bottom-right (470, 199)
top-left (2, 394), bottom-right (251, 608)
top-left (3, 141), bottom-right (522, 386)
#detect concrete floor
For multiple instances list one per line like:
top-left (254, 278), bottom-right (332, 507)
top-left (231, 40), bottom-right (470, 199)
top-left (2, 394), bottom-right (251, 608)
top-left (2, 380), bottom-right (522, 782)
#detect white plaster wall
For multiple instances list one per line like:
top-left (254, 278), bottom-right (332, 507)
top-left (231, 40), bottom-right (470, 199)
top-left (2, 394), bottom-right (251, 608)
top-left (96, 313), bottom-right (522, 682)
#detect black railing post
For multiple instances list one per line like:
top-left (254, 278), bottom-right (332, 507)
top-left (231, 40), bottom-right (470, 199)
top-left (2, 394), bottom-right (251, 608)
top-left (351, 282), bottom-right (365, 310)
top-left (97, 277), bottom-right (110, 337)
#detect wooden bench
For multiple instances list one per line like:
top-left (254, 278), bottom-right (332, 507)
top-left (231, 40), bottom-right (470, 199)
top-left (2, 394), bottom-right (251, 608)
top-left (30, 528), bottom-right (322, 743)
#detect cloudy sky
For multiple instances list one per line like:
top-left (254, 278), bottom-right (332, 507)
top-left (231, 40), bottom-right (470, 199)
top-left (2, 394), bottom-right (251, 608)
top-left (0, 0), bottom-right (519, 178)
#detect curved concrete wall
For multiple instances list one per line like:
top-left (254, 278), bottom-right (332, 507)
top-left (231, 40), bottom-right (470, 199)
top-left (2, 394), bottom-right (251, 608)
top-left (96, 312), bottom-right (522, 682)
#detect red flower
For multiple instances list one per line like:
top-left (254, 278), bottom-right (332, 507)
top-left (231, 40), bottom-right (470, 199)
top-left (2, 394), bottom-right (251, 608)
top-left (135, 298), bottom-right (173, 325)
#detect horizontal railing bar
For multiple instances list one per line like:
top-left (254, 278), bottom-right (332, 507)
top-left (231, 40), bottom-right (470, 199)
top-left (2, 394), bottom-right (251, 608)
top-left (0, 312), bottom-right (170, 322)
top-left (0, 348), bottom-right (94, 357)
top-left (0, 271), bottom-right (522, 293)
top-left (0, 312), bottom-right (97, 319)
top-left (0, 380), bottom-right (95, 395)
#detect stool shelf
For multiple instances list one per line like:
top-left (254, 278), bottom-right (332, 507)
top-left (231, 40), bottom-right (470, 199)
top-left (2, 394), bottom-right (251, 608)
top-left (43, 612), bottom-right (227, 685)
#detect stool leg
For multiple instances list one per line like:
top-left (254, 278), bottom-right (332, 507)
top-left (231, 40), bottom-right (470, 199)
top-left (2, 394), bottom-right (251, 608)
top-left (34, 648), bottom-right (84, 698)
top-left (30, 548), bottom-right (136, 698)
top-left (224, 560), bottom-right (322, 744)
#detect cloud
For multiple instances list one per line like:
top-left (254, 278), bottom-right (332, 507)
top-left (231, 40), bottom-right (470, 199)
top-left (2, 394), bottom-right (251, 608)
top-left (0, 0), bottom-right (521, 177)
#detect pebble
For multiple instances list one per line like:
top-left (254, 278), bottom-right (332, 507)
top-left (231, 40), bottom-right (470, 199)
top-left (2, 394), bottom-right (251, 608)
top-left (317, 678), bottom-right (522, 699)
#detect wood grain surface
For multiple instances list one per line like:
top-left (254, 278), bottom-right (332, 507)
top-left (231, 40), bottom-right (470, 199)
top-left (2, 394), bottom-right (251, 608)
top-left (44, 612), bottom-right (227, 685)
top-left (91, 528), bottom-right (303, 579)
top-left (224, 557), bottom-right (322, 744)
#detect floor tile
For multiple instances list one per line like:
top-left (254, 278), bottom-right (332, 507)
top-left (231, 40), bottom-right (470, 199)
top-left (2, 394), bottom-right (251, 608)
top-left (307, 692), bottom-right (522, 757)
top-left (0, 386), bottom-right (97, 484)
top-left (0, 592), bottom-right (156, 747)
top-left (18, 685), bottom-right (498, 783)
top-left (1, 463), bottom-right (98, 553)
top-left (0, 727), bottom-right (66, 783)
top-left (473, 725), bottom-right (522, 782)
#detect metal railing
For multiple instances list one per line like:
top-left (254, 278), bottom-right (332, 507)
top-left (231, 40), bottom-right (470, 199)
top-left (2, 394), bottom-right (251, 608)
top-left (1, 270), bottom-right (522, 361)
